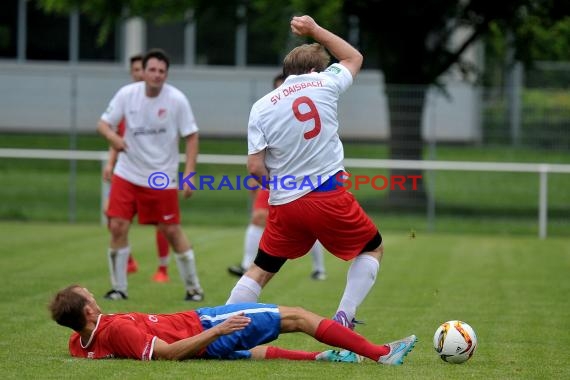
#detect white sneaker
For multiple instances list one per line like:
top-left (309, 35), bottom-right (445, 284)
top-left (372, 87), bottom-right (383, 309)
top-left (378, 335), bottom-right (417, 366)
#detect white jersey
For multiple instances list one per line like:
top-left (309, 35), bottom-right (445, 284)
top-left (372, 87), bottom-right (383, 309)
top-left (248, 63), bottom-right (353, 205)
top-left (101, 82), bottom-right (198, 188)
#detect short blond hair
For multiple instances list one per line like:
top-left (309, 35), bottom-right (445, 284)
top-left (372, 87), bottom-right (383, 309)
top-left (283, 43), bottom-right (330, 76)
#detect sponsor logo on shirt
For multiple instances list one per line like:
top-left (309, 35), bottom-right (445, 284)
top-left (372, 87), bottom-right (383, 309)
top-left (133, 127), bottom-right (167, 136)
top-left (158, 108), bottom-right (167, 119)
top-left (325, 66), bottom-right (341, 74)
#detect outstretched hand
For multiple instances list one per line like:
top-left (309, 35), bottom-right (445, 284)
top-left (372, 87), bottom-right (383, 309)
top-left (290, 15), bottom-right (319, 38)
top-left (215, 313), bottom-right (251, 336)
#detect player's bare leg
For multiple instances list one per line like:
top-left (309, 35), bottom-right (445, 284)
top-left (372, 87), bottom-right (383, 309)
top-left (104, 217), bottom-right (131, 300)
top-left (159, 223), bottom-right (203, 301)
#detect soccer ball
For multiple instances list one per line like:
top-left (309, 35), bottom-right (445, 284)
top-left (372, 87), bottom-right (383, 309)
top-left (433, 320), bottom-right (477, 364)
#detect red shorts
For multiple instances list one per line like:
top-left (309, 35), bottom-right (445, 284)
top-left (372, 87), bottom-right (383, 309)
top-left (259, 188), bottom-right (378, 261)
top-left (107, 174), bottom-right (181, 225)
top-left (253, 189), bottom-right (270, 210)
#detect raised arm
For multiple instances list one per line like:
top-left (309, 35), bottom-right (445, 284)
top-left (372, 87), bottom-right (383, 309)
top-left (290, 15), bottom-right (363, 78)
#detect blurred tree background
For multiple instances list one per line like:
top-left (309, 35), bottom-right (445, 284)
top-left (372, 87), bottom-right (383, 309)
top-left (37, 0), bottom-right (570, 206)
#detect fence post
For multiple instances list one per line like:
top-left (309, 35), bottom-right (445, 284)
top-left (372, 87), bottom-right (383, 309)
top-left (68, 69), bottom-right (78, 223)
top-left (101, 159), bottom-right (110, 226)
top-left (538, 166), bottom-right (548, 239)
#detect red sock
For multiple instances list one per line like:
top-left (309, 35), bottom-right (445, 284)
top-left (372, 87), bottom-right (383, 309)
top-left (264, 346), bottom-right (320, 361)
top-left (156, 230), bottom-right (169, 258)
top-left (314, 319), bottom-right (389, 361)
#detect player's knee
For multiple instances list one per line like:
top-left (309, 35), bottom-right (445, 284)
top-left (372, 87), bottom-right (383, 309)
top-left (286, 306), bottom-right (310, 330)
top-left (254, 249), bottom-right (287, 274)
top-left (360, 231), bottom-right (383, 260)
top-left (109, 218), bottom-right (129, 237)
top-left (361, 231), bottom-right (382, 252)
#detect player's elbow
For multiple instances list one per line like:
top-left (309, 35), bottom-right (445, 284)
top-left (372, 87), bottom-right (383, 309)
top-left (350, 53), bottom-right (363, 76)
top-left (247, 159), bottom-right (265, 178)
top-left (96, 120), bottom-right (111, 138)
top-left (355, 51), bottom-right (363, 70)
top-left (342, 51), bottom-right (363, 78)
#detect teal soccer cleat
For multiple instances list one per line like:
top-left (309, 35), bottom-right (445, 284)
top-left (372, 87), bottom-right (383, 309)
top-left (316, 349), bottom-right (363, 363)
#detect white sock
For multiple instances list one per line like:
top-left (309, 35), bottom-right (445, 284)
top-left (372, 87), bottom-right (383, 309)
top-left (108, 246), bottom-right (130, 293)
top-left (175, 249), bottom-right (201, 291)
top-left (336, 254), bottom-right (380, 321)
top-left (158, 255), bottom-right (171, 267)
top-left (226, 275), bottom-right (262, 304)
top-left (310, 241), bottom-right (326, 273)
top-left (241, 224), bottom-right (264, 269)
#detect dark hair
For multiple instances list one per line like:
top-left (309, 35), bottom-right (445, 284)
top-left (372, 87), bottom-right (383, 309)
top-left (49, 285), bottom-right (88, 332)
top-left (273, 73), bottom-right (286, 88)
top-left (143, 48), bottom-right (170, 70)
top-left (130, 54), bottom-right (143, 65)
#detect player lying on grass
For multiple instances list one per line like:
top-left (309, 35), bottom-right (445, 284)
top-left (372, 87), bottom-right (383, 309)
top-left (49, 284), bottom-right (416, 364)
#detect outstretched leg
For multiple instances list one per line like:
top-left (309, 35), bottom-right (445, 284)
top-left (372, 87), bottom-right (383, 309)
top-left (279, 306), bottom-right (416, 365)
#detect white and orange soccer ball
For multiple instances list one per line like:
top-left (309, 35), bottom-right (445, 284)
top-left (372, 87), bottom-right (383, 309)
top-left (433, 320), bottom-right (477, 364)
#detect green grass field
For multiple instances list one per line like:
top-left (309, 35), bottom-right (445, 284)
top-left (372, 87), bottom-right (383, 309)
top-left (1, 222), bottom-right (569, 379)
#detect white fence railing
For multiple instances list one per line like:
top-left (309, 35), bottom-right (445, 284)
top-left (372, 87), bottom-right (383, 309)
top-left (1, 148), bottom-right (569, 239)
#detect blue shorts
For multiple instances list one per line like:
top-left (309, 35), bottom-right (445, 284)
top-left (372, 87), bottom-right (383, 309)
top-left (196, 303), bottom-right (281, 359)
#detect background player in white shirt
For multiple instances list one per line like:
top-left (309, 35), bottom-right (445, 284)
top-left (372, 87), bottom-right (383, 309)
top-left (226, 16), bottom-right (384, 330)
top-left (102, 53), bottom-right (172, 283)
top-left (97, 48), bottom-right (203, 302)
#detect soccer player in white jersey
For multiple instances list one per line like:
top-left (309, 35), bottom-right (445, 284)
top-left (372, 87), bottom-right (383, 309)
top-left (97, 48), bottom-right (203, 302)
top-left (227, 73), bottom-right (327, 281)
top-left (226, 15), bottom-right (389, 332)
top-left (102, 53), bottom-right (172, 282)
